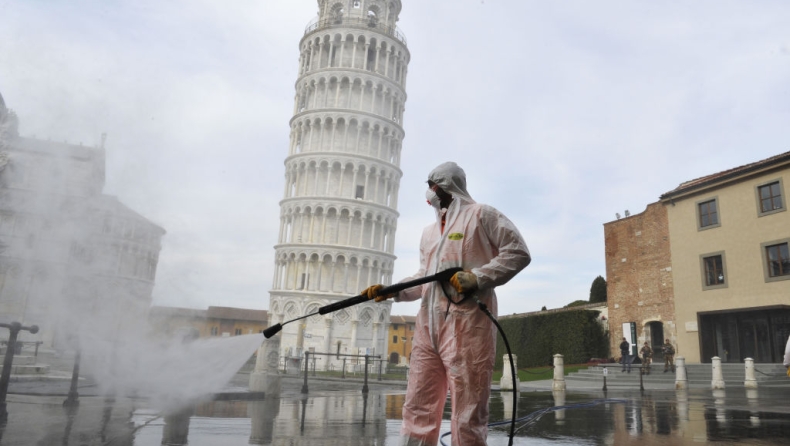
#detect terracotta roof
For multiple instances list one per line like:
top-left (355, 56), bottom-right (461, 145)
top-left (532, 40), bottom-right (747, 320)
top-left (661, 150), bottom-right (790, 200)
top-left (390, 315), bottom-right (416, 324)
top-left (207, 306), bottom-right (268, 322)
top-left (148, 306), bottom-right (207, 319)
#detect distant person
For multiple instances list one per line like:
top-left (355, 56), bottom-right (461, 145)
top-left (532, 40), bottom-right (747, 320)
top-left (640, 342), bottom-right (653, 375)
top-left (662, 338), bottom-right (676, 373)
top-left (620, 337), bottom-right (631, 373)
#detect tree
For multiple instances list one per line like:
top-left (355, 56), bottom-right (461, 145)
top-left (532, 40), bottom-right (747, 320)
top-left (589, 275), bottom-right (607, 303)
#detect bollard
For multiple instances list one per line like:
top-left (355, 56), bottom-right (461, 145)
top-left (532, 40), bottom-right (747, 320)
top-left (342, 358), bottom-right (346, 379)
top-left (744, 357), bottom-right (758, 389)
top-left (675, 356), bottom-right (687, 390)
top-left (711, 356), bottom-right (725, 390)
top-left (378, 360), bottom-right (382, 381)
top-left (500, 354), bottom-right (519, 391)
top-left (602, 367), bottom-right (608, 392)
top-left (552, 354), bottom-right (566, 391)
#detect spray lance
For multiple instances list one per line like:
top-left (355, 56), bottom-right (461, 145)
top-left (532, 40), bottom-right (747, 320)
top-left (262, 267), bottom-right (463, 339)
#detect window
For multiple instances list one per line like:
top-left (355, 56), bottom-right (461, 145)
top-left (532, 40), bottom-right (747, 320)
top-left (235, 328), bottom-right (242, 336)
top-left (756, 180), bottom-right (785, 216)
top-left (392, 335), bottom-right (398, 343)
top-left (697, 198), bottom-right (720, 230)
top-left (355, 185), bottom-right (364, 199)
top-left (211, 327), bottom-right (218, 336)
top-left (762, 239), bottom-right (790, 282)
top-left (700, 252), bottom-right (727, 290)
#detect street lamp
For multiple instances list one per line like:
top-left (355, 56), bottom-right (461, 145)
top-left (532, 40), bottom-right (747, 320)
top-left (0, 322), bottom-right (39, 423)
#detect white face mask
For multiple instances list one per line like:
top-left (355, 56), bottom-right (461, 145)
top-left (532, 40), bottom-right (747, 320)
top-left (426, 189), bottom-right (442, 210)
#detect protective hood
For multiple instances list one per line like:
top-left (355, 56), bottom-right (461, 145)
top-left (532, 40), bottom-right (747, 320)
top-left (427, 162), bottom-right (475, 205)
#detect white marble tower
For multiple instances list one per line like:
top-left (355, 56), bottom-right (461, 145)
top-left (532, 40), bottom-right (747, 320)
top-left (268, 0), bottom-right (409, 371)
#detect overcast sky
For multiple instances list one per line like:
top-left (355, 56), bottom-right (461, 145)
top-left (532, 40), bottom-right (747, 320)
top-left (1, 0), bottom-right (788, 317)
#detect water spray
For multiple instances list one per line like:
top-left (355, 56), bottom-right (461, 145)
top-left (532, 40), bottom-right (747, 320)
top-left (262, 267), bottom-right (463, 339)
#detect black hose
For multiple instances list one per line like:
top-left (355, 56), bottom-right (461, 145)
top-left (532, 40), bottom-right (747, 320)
top-left (474, 297), bottom-right (517, 446)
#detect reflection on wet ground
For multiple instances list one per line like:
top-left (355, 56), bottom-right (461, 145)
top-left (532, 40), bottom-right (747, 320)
top-left (2, 386), bottom-right (790, 445)
top-left (130, 387), bottom-right (790, 446)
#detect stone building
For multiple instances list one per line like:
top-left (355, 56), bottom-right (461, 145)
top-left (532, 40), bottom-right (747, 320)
top-left (604, 202), bottom-right (676, 360)
top-left (660, 151), bottom-right (790, 364)
top-left (148, 305), bottom-right (268, 339)
top-left (267, 0), bottom-right (410, 370)
top-left (387, 314), bottom-right (414, 365)
top-left (0, 91), bottom-right (165, 349)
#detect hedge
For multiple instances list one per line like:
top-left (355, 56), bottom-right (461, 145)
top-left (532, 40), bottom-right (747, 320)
top-left (494, 310), bottom-right (609, 369)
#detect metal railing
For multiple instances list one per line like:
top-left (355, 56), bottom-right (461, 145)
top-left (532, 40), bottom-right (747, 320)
top-left (304, 16), bottom-right (407, 45)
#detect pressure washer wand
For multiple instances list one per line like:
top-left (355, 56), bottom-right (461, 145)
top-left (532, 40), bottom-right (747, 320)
top-left (262, 267), bottom-right (462, 338)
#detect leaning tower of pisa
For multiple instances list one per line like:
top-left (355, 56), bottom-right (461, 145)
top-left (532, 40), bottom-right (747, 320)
top-left (268, 0), bottom-right (410, 371)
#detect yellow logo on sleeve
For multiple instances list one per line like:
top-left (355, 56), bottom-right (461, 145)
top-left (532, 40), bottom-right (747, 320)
top-left (447, 233), bottom-right (464, 241)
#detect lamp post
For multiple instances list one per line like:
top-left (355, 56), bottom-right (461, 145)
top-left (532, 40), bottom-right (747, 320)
top-left (63, 349), bottom-right (81, 407)
top-left (0, 322), bottom-right (39, 423)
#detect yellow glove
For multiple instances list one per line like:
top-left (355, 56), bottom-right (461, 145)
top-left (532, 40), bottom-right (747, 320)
top-left (449, 271), bottom-right (478, 294)
top-left (360, 284), bottom-right (395, 302)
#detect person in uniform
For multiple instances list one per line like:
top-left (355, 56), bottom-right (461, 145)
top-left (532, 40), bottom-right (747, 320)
top-left (640, 341), bottom-right (653, 375)
top-left (662, 338), bottom-right (675, 373)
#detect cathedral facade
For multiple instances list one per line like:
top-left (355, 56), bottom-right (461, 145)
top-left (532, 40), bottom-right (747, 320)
top-left (0, 92), bottom-right (165, 349)
top-left (268, 0), bottom-right (409, 370)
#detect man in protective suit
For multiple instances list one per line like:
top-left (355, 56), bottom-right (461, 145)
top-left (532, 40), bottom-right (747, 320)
top-left (363, 162), bottom-right (531, 446)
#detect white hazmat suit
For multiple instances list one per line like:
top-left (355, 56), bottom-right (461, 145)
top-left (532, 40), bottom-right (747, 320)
top-left (394, 162), bottom-right (531, 446)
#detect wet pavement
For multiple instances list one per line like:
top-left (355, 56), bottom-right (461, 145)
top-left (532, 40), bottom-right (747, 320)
top-left (2, 372), bottom-right (790, 445)
top-left (3, 348), bottom-right (790, 445)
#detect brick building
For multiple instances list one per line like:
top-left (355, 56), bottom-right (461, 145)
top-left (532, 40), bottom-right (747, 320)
top-left (604, 202), bottom-right (676, 360)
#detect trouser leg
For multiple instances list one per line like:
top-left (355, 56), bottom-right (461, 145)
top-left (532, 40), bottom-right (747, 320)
top-left (444, 315), bottom-right (495, 446)
top-left (400, 344), bottom-right (448, 446)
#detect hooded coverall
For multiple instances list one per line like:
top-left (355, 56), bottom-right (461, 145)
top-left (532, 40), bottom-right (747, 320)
top-left (394, 162), bottom-right (531, 446)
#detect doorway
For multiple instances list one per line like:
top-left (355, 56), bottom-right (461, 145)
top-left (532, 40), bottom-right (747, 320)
top-left (647, 321), bottom-right (665, 360)
top-left (699, 307), bottom-right (790, 363)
